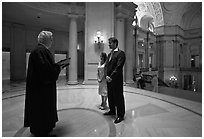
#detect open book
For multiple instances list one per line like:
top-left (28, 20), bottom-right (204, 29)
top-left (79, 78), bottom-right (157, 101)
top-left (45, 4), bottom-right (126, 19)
top-left (57, 58), bottom-right (70, 68)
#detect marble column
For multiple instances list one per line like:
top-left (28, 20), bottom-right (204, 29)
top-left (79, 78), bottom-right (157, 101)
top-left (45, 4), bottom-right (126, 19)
top-left (164, 40), bottom-right (174, 67)
top-left (10, 23), bottom-right (26, 81)
top-left (173, 39), bottom-right (180, 68)
top-left (157, 39), bottom-right (165, 80)
top-left (199, 41), bottom-right (202, 67)
top-left (145, 35), bottom-right (149, 68)
top-left (115, 17), bottom-right (125, 51)
top-left (115, 15), bottom-right (126, 83)
top-left (180, 43), bottom-right (184, 67)
top-left (156, 40), bottom-right (160, 68)
top-left (67, 15), bottom-right (78, 85)
top-left (185, 44), bottom-right (190, 68)
top-left (125, 18), bottom-right (134, 84)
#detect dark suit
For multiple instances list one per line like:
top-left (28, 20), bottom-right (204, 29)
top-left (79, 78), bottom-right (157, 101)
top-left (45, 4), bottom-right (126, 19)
top-left (106, 49), bottom-right (126, 118)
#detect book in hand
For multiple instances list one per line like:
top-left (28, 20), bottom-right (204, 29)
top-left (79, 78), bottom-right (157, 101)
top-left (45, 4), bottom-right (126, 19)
top-left (57, 58), bottom-right (70, 68)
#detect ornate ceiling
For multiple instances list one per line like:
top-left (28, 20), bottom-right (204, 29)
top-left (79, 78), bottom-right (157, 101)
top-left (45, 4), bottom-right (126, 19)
top-left (134, 2), bottom-right (202, 31)
top-left (3, 2), bottom-right (201, 32)
top-left (134, 2), bottom-right (164, 29)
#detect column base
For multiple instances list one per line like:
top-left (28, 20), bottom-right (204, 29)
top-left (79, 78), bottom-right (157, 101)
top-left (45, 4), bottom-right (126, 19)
top-left (125, 80), bottom-right (135, 84)
top-left (67, 81), bottom-right (78, 85)
top-left (82, 80), bottom-right (98, 85)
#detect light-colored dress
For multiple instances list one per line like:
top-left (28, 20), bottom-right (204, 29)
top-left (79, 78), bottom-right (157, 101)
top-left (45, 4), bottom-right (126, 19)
top-left (97, 63), bottom-right (107, 96)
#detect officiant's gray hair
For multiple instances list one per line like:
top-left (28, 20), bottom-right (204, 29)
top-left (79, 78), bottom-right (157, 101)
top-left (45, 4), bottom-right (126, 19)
top-left (37, 31), bottom-right (53, 46)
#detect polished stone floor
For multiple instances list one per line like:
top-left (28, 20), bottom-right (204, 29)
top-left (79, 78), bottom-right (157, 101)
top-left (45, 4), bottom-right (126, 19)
top-left (2, 81), bottom-right (202, 137)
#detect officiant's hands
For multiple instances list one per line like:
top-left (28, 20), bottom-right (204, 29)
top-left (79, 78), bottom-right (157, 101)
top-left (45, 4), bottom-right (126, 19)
top-left (60, 66), bottom-right (64, 70)
top-left (57, 58), bottom-right (70, 69)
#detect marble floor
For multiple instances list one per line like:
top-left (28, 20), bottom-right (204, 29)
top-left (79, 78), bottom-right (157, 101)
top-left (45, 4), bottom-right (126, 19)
top-left (2, 81), bottom-right (202, 137)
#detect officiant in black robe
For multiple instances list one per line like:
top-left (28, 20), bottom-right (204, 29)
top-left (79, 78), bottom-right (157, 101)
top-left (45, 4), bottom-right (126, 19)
top-left (24, 31), bottom-right (64, 136)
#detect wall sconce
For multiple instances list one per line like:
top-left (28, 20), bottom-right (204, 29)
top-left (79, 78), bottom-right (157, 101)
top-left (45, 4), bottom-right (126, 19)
top-left (169, 75), bottom-right (177, 88)
top-left (169, 75), bottom-right (177, 81)
top-left (94, 31), bottom-right (104, 44)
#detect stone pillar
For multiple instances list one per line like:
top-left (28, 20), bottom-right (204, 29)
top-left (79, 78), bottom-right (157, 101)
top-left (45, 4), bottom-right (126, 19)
top-left (157, 40), bottom-right (165, 80)
top-left (67, 15), bottom-right (78, 85)
top-left (173, 39), bottom-right (180, 68)
top-left (134, 29), bottom-right (138, 70)
top-left (115, 16), bottom-right (125, 51)
top-left (145, 34), bottom-right (149, 68)
top-left (125, 18), bottom-right (134, 84)
top-left (10, 23), bottom-right (26, 81)
top-left (115, 15), bottom-right (126, 83)
top-left (173, 38), bottom-right (181, 87)
top-left (199, 41), bottom-right (202, 67)
top-left (185, 44), bottom-right (190, 68)
top-left (156, 40), bottom-right (160, 68)
top-left (164, 40), bottom-right (174, 67)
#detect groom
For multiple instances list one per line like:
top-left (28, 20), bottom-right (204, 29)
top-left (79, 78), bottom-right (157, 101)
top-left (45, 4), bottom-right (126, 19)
top-left (104, 37), bottom-right (126, 124)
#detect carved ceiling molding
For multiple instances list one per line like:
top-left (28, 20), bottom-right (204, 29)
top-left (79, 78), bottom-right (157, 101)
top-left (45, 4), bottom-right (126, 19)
top-left (151, 2), bottom-right (164, 27)
top-left (20, 2), bottom-right (85, 16)
top-left (134, 2), bottom-right (164, 28)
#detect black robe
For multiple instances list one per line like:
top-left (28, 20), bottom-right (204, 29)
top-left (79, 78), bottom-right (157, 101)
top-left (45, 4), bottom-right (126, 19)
top-left (24, 44), bottom-right (61, 135)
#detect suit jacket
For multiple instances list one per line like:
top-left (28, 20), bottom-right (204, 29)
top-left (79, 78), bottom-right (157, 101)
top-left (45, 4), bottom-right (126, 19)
top-left (106, 49), bottom-right (126, 81)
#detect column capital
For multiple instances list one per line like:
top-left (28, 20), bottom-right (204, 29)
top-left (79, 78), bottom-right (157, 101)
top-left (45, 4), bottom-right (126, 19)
top-left (67, 14), bottom-right (79, 19)
top-left (66, 10), bottom-right (85, 19)
top-left (116, 12), bottom-right (128, 19)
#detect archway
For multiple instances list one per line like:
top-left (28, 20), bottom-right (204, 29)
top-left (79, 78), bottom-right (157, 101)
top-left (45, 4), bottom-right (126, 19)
top-left (133, 2), bottom-right (164, 31)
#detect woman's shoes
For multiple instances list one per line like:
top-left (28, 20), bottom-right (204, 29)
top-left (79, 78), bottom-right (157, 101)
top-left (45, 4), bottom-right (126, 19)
top-left (99, 105), bottom-right (108, 110)
top-left (99, 106), bottom-right (105, 110)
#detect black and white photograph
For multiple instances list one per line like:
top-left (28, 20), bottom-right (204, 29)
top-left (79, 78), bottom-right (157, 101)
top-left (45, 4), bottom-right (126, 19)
top-left (2, 1), bottom-right (202, 137)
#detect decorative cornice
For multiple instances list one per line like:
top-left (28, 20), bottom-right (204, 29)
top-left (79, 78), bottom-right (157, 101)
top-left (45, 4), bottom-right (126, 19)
top-left (115, 3), bottom-right (136, 19)
top-left (20, 2), bottom-right (85, 17)
top-left (155, 25), bottom-right (201, 39)
top-left (66, 13), bottom-right (79, 19)
top-left (157, 34), bottom-right (201, 40)
top-left (155, 25), bottom-right (202, 33)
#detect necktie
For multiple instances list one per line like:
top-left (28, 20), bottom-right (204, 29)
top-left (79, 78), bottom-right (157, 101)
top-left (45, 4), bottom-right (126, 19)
top-left (109, 51), bottom-right (114, 61)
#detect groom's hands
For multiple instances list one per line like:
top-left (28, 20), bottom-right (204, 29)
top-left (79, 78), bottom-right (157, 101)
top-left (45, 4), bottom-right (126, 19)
top-left (106, 76), bottom-right (112, 83)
